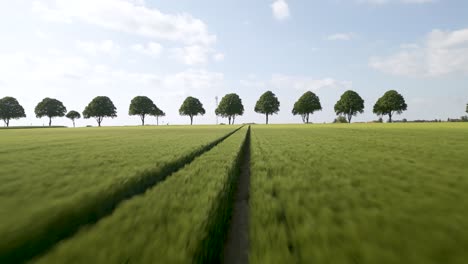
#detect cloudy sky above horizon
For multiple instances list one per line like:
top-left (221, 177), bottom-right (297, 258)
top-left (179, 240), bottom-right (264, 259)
top-left (1, 0), bottom-right (467, 126)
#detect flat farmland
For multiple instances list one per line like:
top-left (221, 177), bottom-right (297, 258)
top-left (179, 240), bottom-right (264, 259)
top-left (34, 126), bottom-right (249, 263)
top-left (2, 123), bottom-right (468, 264)
top-left (250, 123), bottom-right (468, 264)
top-left (0, 125), bottom-right (238, 262)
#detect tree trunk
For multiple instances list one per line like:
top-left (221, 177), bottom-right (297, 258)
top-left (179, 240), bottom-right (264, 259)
top-left (49, 117), bottom-right (52, 127)
top-left (190, 115), bottom-right (193, 125)
top-left (266, 114), bottom-right (269, 125)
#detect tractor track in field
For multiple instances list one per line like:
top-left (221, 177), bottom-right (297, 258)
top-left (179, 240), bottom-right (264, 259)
top-left (223, 126), bottom-right (251, 264)
top-left (4, 126), bottom-right (243, 264)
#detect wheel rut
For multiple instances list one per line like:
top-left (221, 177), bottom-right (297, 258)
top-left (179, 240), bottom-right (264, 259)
top-left (223, 126), bottom-right (251, 264)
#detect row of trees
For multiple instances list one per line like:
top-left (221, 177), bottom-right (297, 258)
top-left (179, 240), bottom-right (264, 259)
top-left (255, 89), bottom-right (408, 124)
top-left (0, 90), bottom-right (464, 127)
top-left (0, 95), bottom-right (165, 127)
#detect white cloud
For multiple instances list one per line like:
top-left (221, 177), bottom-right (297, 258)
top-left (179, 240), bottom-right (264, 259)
top-left (0, 52), bottom-right (89, 85)
top-left (88, 67), bottom-right (223, 97)
top-left (32, 0), bottom-right (216, 45)
top-left (271, 0), bottom-right (290, 21)
top-left (270, 74), bottom-right (352, 91)
top-left (213, 53), bottom-right (225, 62)
top-left (399, 43), bottom-right (420, 49)
top-left (32, 1), bottom-right (71, 23)
top-left (34, 30), bottom-right (48, 39)
top-left (239, 78), bottom-right (266, 88)
top-left (170, 45), bottom-right (212, 65)
top-left (77, 40), bottom-right (121, 56)
top-left (370, 28), bottom-right (468, 77)
top-left (162, 69), bottom-right (224, 95)
top-left (131, 42), bottom-right (163, 57)
top-left (0, 51), bottom-right (224, 94)
top-left (240, 74), bottom-right (351, 91)
top-left (327, 33), bottom-right (355, 41)
top-left (126, 0), bottom-right (145, 5)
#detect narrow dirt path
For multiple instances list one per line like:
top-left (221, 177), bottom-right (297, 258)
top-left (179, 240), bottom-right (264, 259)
top-left (223, 127), bottom-right (251, 264)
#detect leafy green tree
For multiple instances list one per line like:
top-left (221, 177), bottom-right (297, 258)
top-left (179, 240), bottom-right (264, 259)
top-left (0, 97), bottom-right (26, 127)
top-left (129, 96), bottom-right (159, 126)
top-left (83, 96), bottom-right (117, 127)
top-left (179, 96), bottom-right (205, 125)
top-left (255, 91), bottom-right (280, 124)
top-left (66, 110), bottom-right (81, 128)
top-left (215, 93), bottom-right (244, 125)
top-left (373, 90), bottom-right (407, 123)
top-left (334, 90), bottom-right (365, 123)
top-left (34, 97), bottom-right (67, 126)
top-left (151, 106), bottom-right (165, 126)
top-left (292, 91), bottom-right (321, 123)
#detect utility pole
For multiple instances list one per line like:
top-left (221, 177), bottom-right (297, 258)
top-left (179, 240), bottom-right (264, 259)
top-left (215, 96), bottom-right (219, 125)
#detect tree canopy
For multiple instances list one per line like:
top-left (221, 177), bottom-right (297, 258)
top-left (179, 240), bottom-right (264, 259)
top-left (83, 96), bottom-right (117, 127)
top-left (0, 97), bottom-right (26, 127)
top-left (66, 110), bottom-right (81, 127)
top-left (34, 97), bottom-right (67, 126)
top-left (254, 91), bottom-right (280, 124)
top-left (215, 93), bottom-right (244, 125)
top-left (334, 90), bottom-right (365, 123)
top-left (179, 96), bottom-right (205, 125)
top-left (129, 96), bottom-right (160, 126)
top-left (292, 91), bottom-right (322, 123)
top-left (373, 90), bottom-right (407, 122)
top-left (151, 107), bottom-right (165, 125)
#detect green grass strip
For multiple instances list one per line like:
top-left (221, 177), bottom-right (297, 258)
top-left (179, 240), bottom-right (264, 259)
top-left (0, 126), bottom-right (242, 264)
top-left (0, 126), bottom-right (66, 129)
top-left (34, 126), bottom-right (249, 264)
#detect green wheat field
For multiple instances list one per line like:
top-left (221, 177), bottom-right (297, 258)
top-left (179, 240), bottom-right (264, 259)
top-left (1, 123), bottom-right (467, 263)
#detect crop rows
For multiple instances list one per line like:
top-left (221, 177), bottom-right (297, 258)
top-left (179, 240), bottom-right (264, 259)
top-left (249, 124), bottom-right (468, 264)
top-left (0, 126), bottom-right (239, 263)
top-left (32, 126), bottom-right (249, 263)
top-left (2, 123), bottom-right (468, 263)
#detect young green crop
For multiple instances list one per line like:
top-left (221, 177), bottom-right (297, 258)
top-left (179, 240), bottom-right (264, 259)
top-left (0, 125), bottom-right (237, 262)
top-left (34, 126), bottom-right (249, 263)
top-left (250, 123), bottom-right (468, 264)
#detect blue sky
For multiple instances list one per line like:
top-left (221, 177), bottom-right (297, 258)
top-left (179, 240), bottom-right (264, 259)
top-left (1, 0), bottom-right (467, 126)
